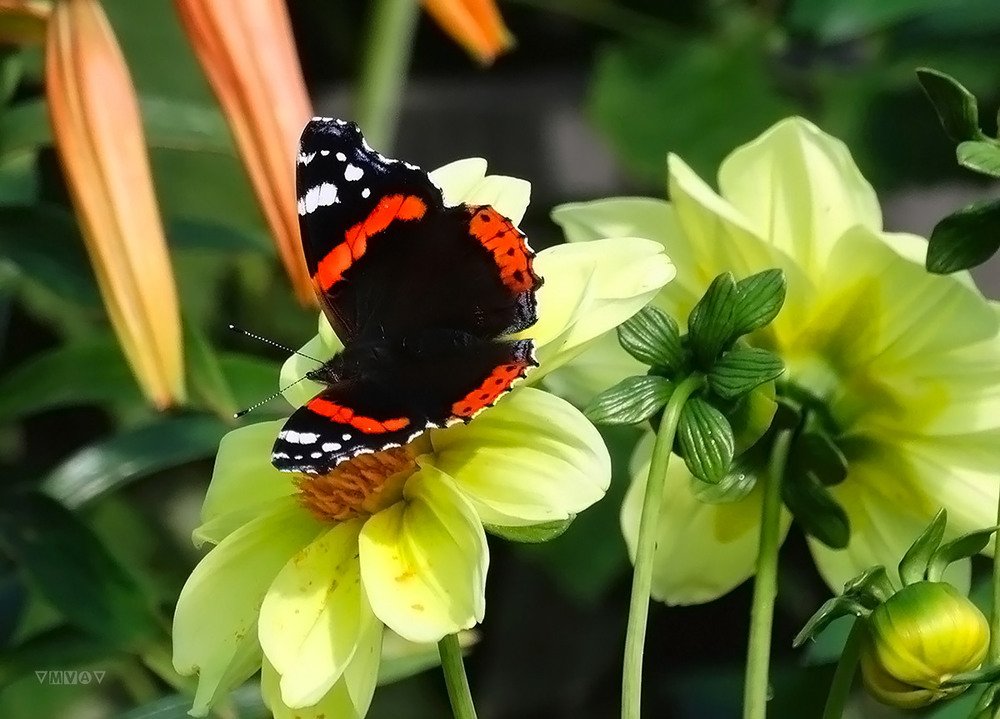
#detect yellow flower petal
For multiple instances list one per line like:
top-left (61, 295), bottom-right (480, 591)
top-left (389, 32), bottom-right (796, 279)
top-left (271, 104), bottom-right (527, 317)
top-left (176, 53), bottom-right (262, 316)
top-left (524, 238), bottom-right (674, 374)
top-left (279, 314), bottom-right (342, 408)
top-left (808, 456), bottom-right (970, 593)
top-left (431, 386), bottom-right (609, 526)
top-left (261, 618), bottom-right (382, 719)
top-left (173, 499), bottom-right (323, 714)
top-left (359, 464), bottom-right (487, 642)
top-left (259, 519), bottom-right (375, 708)
top-left (196, 420), bottom-right (295, 545)
top-left (47, 0), bottom-right (185, 408)
top-left (428, 158), bottom-right (488, 207)
top-left (622, 434), bottom-right (791, 605)
top-left (717, 116), bottom-right (881, 278)
top-left (542, 331), bottom-right (645, 408)
top-left (816, 226), bottom-right (998, 369)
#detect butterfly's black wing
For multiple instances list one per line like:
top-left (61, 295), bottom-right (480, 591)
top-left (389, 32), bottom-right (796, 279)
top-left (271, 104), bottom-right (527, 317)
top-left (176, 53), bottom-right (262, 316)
top-left (272, 337), bottom-right (536, 474)
top-left (296, 119), bottom-right (540, 344)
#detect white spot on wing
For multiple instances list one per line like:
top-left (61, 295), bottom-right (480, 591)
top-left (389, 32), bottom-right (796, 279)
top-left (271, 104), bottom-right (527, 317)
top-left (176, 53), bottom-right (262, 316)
top-left (297, 198), bottom-right (307, 216)
top-left (361, 187), bottom-right (371, 198)
top-left (336, 152), bottom-right (346, 161)
top-left (311, 452), bottom-right (323, 459)
top-left (272, 452), bottom-right (289, 459)
top-left (317, 182), bottom-right (339, 206)
top-left (320, 150), bottom-right (330, 156)
top-left (342, 433), bottom-right (351, 440)
top-left (305, 186), bottom-right (320, 213)
top-left (322, 442), bottom-right (342, 452)
top-left (344, 164), bottom-right (364, 181)
top-left (297, 152), bottom-right (316, 165)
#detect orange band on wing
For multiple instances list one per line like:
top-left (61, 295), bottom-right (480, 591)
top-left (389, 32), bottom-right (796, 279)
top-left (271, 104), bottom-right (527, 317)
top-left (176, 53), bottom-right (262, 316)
top-left (467, 207), bottom-right (538, 293)
top-left (307, 397), bottom-right (411, 434)
top-left (312, 194), bottom-right (427, 292)
top-left (450, 361), bottom-right (530, 419)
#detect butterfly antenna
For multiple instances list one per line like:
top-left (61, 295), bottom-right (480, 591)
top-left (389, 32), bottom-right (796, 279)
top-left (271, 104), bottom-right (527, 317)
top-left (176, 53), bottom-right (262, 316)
top-left (234, 374), bottom-right (311, 419)
top-left (227, 323), bottom-right (323, 364)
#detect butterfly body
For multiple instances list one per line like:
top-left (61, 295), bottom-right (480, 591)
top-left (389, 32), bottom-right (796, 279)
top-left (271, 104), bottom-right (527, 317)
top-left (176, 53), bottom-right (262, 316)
top-left (271, 119), bottom-right (541, 475)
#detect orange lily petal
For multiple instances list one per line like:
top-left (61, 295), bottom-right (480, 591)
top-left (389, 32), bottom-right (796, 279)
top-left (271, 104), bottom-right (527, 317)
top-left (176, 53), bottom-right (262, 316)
top-left (423, 0), bottom-right (514, 65)
top-left (46, 0), bottom-right (185, 409)
top-left (0, 0), bottom-right (50, 44)
top-left (174, 0), bottom-right (315, 306)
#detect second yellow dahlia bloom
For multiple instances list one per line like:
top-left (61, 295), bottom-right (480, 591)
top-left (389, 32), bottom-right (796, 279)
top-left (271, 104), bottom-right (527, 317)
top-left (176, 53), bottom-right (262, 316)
top-left (553, 116), bottom-right (1000, 605)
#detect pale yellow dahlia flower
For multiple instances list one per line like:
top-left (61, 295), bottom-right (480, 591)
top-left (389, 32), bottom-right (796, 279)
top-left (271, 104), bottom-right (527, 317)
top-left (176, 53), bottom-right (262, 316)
top-left (552, 117), bottom-right (1000, 605)
top-left (172, 159), bottom-right (674, 716)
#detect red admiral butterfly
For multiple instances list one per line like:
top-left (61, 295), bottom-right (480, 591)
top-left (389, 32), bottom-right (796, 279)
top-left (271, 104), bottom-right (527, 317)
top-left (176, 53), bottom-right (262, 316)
top-left (271, 118), bottom-right (542, 474)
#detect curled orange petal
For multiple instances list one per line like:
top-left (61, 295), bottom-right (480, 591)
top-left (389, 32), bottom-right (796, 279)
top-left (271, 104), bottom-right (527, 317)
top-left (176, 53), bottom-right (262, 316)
top-left (46, 0), bottom-right (185, 408)
top-left (423, 0), bottom-right (514, 65)
top-left (0, 0), bottom-right (51, 44)
top-left (174, 0), bottom-right (315, 306)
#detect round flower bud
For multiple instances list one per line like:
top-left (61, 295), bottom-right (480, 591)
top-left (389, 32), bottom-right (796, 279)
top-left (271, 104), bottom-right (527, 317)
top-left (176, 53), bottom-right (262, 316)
top-left (860, 581), bottom-right (990, 709)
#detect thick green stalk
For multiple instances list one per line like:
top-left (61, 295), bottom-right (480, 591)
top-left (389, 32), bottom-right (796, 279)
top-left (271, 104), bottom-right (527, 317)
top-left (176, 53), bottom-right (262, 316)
top-left (354, 0), bottom-right (420, 150)
top-left (622, 375), bottom-right (705, 719)
top-left (439, 633), bottom-right (478, 719)
top-left (821, 619), bottom-right (865, 719)
top-left (742, 428), bottom-right (793, 719)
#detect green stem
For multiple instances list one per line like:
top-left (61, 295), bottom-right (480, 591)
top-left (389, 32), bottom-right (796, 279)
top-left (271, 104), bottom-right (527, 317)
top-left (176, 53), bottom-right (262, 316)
top-left (622, 375), bottom-right (705, 719)
top-left (439, 633), bottom-right (478, 719)
top-left (989, 489), bottom-right (1000, 719)
top-left (742, 428), bottom-right (793, 719)
top-left (821, 619), bottom-right (865, 719)
top-left (354, 0), bottom-right (420, 151)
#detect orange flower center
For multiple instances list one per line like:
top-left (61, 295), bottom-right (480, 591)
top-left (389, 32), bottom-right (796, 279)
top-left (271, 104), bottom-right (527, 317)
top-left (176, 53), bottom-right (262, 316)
top-left (295, 443), bottom-right (423, 521)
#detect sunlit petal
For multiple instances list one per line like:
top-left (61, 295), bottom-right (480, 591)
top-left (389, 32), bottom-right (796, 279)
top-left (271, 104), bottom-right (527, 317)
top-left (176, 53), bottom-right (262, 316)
top-left (359, 464), bottom-right (487, 642)
top-left (431, 386), bottom-right (609, 526)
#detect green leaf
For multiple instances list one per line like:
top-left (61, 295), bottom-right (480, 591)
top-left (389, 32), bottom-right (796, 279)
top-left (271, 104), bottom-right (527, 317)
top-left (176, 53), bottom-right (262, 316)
top-left (927, 526), bottom-right (998, 582)
top-left (42, 415), bottom-right (228, 510)
top-left (728, 381), bottom-right (778, 455)
top-left (616, 306), bottom-right (684, 372)
top-left (185, 320), bottom-right (238, 419)
top-left (0, 96), bottom-right (232, 161)
top-left (0, 205), bottom-right (100, 307)
top-left (790, 432), bottom-right (848, 486)
top-left (898, 508), bottom-right (948, 585)
top-left (916, 67), bottom-right (984, 143)
top-left (117, 683), bottom-right (268, 719)
top-left (589, 35), bottom-right (793, 183)
top-left (0, 627), bottom-right (120, 685)
top-left (690, 447), bottom-right (761, 504)
top-left (485, 518), bottom-right (574, 544)
top-left (927, 198), bottom-right (1000, 274)
top-left (733, 269), bottom-right (786, 337)
top-left (781, 469), bottom-right (851, 549)
top-left (957, 140), bottom-right (1000, 178)
top-left (0, 493), bottom-right (158, 648)
top-left (842, 566), bottom-right (896, 607)
top-left (793, 601), bottom-right (865, 648)
top-left (677, 397), bottom-right (735, 484)
top-left (790, 0), bottom-right (946, 40)
top-left (584, 375), bottom-right (674, 425)
top-left (218, 353), bottom-right (287, 419)
top-left (708, 347), bottom-right (785, 400)
top-left (0, 338), bottom-right (143, 422)
top-left (687, 273), bottom-right (739, 367)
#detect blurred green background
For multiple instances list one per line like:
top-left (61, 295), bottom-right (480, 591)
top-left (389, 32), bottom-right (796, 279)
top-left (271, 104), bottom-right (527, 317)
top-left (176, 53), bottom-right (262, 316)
top-left (1, 1), bottom-right (1000, 717)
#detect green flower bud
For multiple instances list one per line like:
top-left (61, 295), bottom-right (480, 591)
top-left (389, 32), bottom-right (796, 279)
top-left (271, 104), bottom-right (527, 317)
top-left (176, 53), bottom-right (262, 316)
top-left (860, 581), bottom-right (990, 709)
